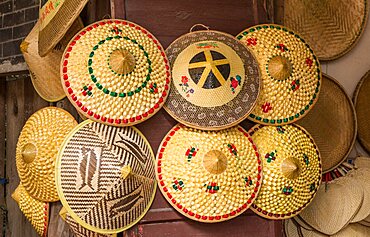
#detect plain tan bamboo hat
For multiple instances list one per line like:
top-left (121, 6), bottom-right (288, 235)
top-left (156, 124), bottom-right (262, 222)
top-left (237, 24), bottom-right (321, 125)
top-left (16, 107), bottom-right (77, 202)
top-left (299, 227), bottom-right (329, 237)
top-left (249, 124), bottom-right (321, 219)
top-left (331, 223), bottom-right (370, 237)
top-left (284, 219), bottom-right (300, 237)
top-left (283, 0), bottom-right (369, 61)
top-left (355, 156), bottom-right (370, 169)
top-left (349, 168), bottom-right (370, 222)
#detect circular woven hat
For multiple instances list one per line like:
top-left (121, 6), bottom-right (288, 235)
top-left (349, 168), bottom-right (370, 222)
top-left (283, 0), bottom-right (369, 61)
top-left (16, 107), bottom-right (77, 202)
top-left (299, 227), bottom-right (330, 237)
top-left (296, 74), bottom-right (357, 173)
top-left (61, 19), bottom-right (171, 127)
top-left (355, 156), bottom-right (370, 169)
top-left (249, 124), bottom-right (321, 219)
top-left (284, 219), bottom-right (300, 237)
top-left (237, 24), bottom-right (321, 125)
top-left (331, 223), bottom-right (370, 237)
top-left (12, 184), bottom-right (49, 237)
top-left (156, 124), bottom-right (262, 222)
top-left (293, 216), bottom-right (314, 231)
top-left (56, 120), bottom-right (156, 234)
top-left (354, 70), bottom-right (370, 153)
top-left (164, 29), bottom-right (261, 130)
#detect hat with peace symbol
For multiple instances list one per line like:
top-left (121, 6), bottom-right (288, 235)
top-left (237, 24), bottom-right (321, 125)
top-left (61, 19), bottom-right (171, 127)
top-left (156, 124), bottom-right (262, 222)
top-left (249, 124), bottom-right (321, 219)
top-left (164, 26), bottom-right (261, 130)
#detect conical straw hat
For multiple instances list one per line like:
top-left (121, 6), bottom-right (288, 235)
top-left (237, 24), bottom-right (321, 125)
top-left (284, 219), bottom-right (300, 237)
top-left (56, 120), bottom-right (156, 234)
top-left (349, 168), bottom-right (370, 222)
top-left (156, 124), bottom-right (262, 222)
top-left (299, 227), bottom-right (329, 237)
top-left (249, 124), bottom-right (321, 219)
top-left (293, 216), bottom-right (314, 231)
top-left (164, 29), bottom-right (261, 130)
top-left (61, 19), bottom-right (171, 127)
top-left (16, 107), bottom-right (77, 202)
top-left (12, 184), bottom-right (49, 237)
top-left (355, 156), bottom-right (370, 169)
top-left (331, 223), bottom-right (370, 237)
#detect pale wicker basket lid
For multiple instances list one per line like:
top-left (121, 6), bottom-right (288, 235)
top-left (56, 120), bottom-right (156, 234)
top-left (16, 107), bottom-right (77, 202)
top-left (61, 19), bottom-right (171, 127)
top-left (249, 124), bottom-right (321, 219)
top-left (237, 24), bottom-right (321, 126)
top-left (156, 124), bottom-right (262, 222)
top-left (296, 74), bottom-right (357, 173)
top-left (283, 0), bottom-right (369, 61)
top-left (164, 29), bottom-right (261, 130)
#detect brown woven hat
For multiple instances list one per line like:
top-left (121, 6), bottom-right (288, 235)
top-left (283, 0), bottom-right (369, 61)
top-left (354, 70), bottom-right (370, 153)
top-left (156, 124), bottom-right (262, 222)
top-left (164, 28), bottom-right (261, 130)
top-left (38, 0), bottom-right (89, 56)
top-left (249, 124), bottom-right (321, 219)
top-left (296, 74), bottom-right (357, 173)
top-left (16, 107), bottom-right (77, 202)
top-left (56, 120), bottom-right (156, 234)
top-left (12, 184), bottom-right (49, 237)
top-left (284, 219), bottom-right (300, 237)
top-left (331, 223), bottom-right (370, 237)
top-left (61, 19), bottom-right (171, 127)
top-left (237, 24), bottom-right (321, 125)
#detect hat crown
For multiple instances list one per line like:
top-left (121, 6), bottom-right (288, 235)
top-left (281, 156), bottom-right (301, 179)
top-left (21, 143), bottom-right (37, 164)
top-left (110, 49), bottom-right (136, 75)
top-left (268, 55), bottom-right (292, 81)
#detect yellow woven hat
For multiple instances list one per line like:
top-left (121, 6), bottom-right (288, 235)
top-left (61, 19), bottom-right (171, 126)
top-left (12, 184), bottom-right (49, 237)
top-left (164, 28), bottom-right (261, 130)
top-left (237, 24), bottom-right (321, 125)
top-left (16, 107), bottom-right (78, 202)
top-left (156, 124), bottom-right (262, 222)
top-left (249, 124), bottom-right (321, 219)
top-left (56, 120), bottom-right (156, 234)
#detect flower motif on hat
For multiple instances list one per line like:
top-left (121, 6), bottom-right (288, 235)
top-left (244, 176), bottom-right (253, 187)
top-left (185, 146), bottom-right (198, 162)
top-left (82, 85), bottom-right (93, 97)
top-left (282, 186), bottom-right (293, 195)
top-left (172, 178), bottom-right (184, 191)
top-left (179, 76), bottom-right (194, 97)
top-left (306, 58), bottom-right (313, 67)
top-left (227, 143), bottom-right (238, 156)
top-left (291, 79), bottom-right (300, 92)
top-left (261, 102), bottom-right (273, 113)
top-left (265, 151), bottom-right (277, 163)
top-left (149, 82), bottom-right (158, 94)
top-left (276, 43), bottom-right (289, 52)
top-left (205, 182), bottom-right (219, 194)
top-left (246, 38), bottom-right (257, 46)
top-left (230, 75), bottom-right (241, 94)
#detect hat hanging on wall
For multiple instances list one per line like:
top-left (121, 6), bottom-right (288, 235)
top-left (16, 107), bottom-right (78, 202)
top-left (164, 25), bottom-right (261, 130)
top-left (296, 74), bottom-right (357, 173)
top-left (56, 120), bottom-right (156, 234)
top-left (282, 0), bottom-right (369, 61)
top-left (249, 124), bottom-right (321, 219)
top-left (61, 19), bottom-right (171, 127)
top-left (156, 124), bottom-right (262, 222)
top-left (283, 219), bottom-right (300, 237)
top-left (237, 24), bottom-right (321, 126)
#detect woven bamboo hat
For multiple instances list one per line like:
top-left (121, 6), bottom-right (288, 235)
top-left (164, 27), bottom-right (261, 130)
top-left (299, 227), bottom-right (330, 237)
top-left (12, 184), bottom-right (49, 237)
top-left (61, 19), bottom-right (171, 127)
top-left (56, 120), bottom-right (156, 234)
top-left (331, 223), bottom-right (370, 237)
top-left (156, 124), bottom-right (262, 222)
top-left (16, 107), bottom-right (77, 202)
top-left (249, 124), bottom-right (321, 219)
top-left (349, 168), bottom-right (370, 222)
top-left (293, 216), bottom-right (314, 231)
top-left (38, 0), bottom-right (89, 56)
top-left (355, 156), bottom-right (370, 169)
top-left (296, 74), bottom-right (356, 173)
top-left (284, 219), bottom-right (300, 237)
top-left (20, 18), bottom-right (83, 102)
top-left (354, 70), bottom-right (370, 153)
top-left (283, 0), bottom-right (369, 61)
top-left (237, 24), bottom-right (321, 125)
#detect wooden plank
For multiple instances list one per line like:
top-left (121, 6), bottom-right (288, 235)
top-left (0, 78), bottom-right (6, 237)
top-left (274, 0), bottom-right (284, 24)
top-left (113, 0), bottom-right (126, 19)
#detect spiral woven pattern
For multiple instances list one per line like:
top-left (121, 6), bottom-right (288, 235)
top-left (16, 107), bottom-right (77, 202)
top-left (156, 124), bottom-right (262, 222)
top-left (61, 19), bottom-right (171, 127)
top-left (249, 124), bottom-right (321, 219)
top-left (237, 24), bottom-right (321, 125)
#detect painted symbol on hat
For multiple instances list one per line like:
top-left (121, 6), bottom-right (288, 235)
top-left (188, 50), bottom-right (230, 89)
top-left (204, 182), bottom-right (219, 194)
top-left (282, 186), bottom-right (293, 195)
top-left (261, 102), bottom-right (272, 113)
top-left (265, 151), bottom-right (277, 163)
top-left (230, 75), bottom-right (241, 94)
top-left (244, 176), bottom-right (253, 187)
top-left (185, 146), bottom-right (198, 162)
top-left (227, 143), bottom-right (238, 156)
top-left (114, 132), bottom-right (146, 169)
top-left (77, 146), bottom-right (102, 192)
top-left (172, 178), bottom-right (185, 191)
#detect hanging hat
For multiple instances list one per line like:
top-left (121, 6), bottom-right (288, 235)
top-left (20, 18), bottom-right (83, 102)
top-left (293, 216), bottom-right (314, 231)
top-left (16, 107), bottom-right (78, 202)
top-left (61, 19), bottom-right (171, 127)
top-left (284, 219), bottom-right (300, 237)
top-left (296, 74), bottom-right (356, 173)
top-left (354, 70), bottom-right (370, 153)
top-left (156, 124), bottom-right (262, 222)
top-left (12, 184), bottom-right (49, 237)
top-left (331, 223), bottom-right (370, 237)
top-left (282, 0), bottom-right (369, 61)
top-left (237, 24), bottom-right (321, 125)
top-left (164, 27), bottom-right (261, 130)
top-left (355, 157), bottom-right (370, 169)
top-left (38, 0), bottom-right (89, 56)
top-left (249, 124), bottom-right (321, 219)
top-left (299, 227), bottom-right (330, 237)
top-left (348, 168), bottom-right (370, 223)
top-left (56, 120), bottom-right (156, 234)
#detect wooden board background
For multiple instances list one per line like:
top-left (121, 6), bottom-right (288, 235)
top-left (0, 0), bottom-right (283, 236)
